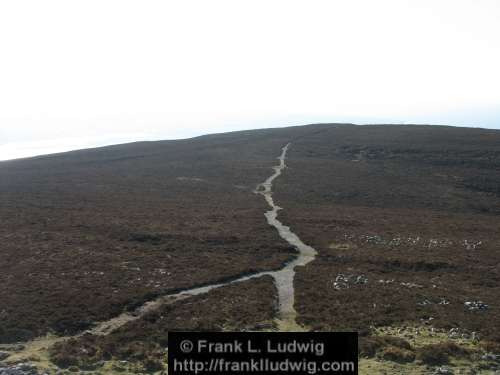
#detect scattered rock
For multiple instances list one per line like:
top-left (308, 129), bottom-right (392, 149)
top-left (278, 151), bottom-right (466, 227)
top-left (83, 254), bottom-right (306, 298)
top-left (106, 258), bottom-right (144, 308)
top-left (354, 275), bottom-right (369, 284)
top-left (482, 353), bottom-right (500, 362)
top-left (0, 363), bottom-right (39, 375)
top-left (434, 366), bottom-right (454, 374)
top-left (0, 352), bottom-right (9, 361)
top-left (333, 281), bottom-right (349, 290)
top-left (464, 301), bottom-right (488, 311)
top-left (344, 233), bottom-right (483, 251)
top-left (428, 239), bottom-right (439, 249)
top-left (448, 328), bottom-right (460, 339)
top-left (420, 317), bottom-right (434, 325)
top-left (401, 282), bottom-right (423, 288)
top-left (363, 235), bottom-right (384, 245)
top-left (418, 297), bottom-right (450, 306)
top-left (332, 273), bottom-right (368, 290)
top-left (463, 240), bottom-right (482, 250)
top-left (447, 327), bottom-right (478, 341)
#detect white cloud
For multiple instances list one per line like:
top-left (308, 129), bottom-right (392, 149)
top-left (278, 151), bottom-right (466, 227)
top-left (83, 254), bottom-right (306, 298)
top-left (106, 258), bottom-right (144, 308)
top-left (0, 0), bottom-right (499, 160)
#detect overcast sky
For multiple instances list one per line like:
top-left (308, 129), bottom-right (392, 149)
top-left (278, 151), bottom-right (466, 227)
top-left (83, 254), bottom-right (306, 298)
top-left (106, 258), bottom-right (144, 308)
top-left (1, 0), bottom-right (499, 160)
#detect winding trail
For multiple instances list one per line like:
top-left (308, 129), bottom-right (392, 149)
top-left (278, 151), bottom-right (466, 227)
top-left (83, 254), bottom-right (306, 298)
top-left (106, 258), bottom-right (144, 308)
top-left (3, 143), bottom-right (318, 369)
top-left (254, 143), bottom-right (317, 329)
top-left (91, 143), bottom-right (317, 332)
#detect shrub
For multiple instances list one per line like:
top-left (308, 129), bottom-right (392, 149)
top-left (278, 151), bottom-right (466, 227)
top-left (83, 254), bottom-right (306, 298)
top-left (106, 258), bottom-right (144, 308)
top-left (0, 328), bottom-right (35, 343)
top-left (359, 335), bottom-right (412, 358)
top-left (143, 358), bottom-right (164, 372)
top-left (480, 341), bottom-right (500, 354)
top-left (416, 341), bottom-right (471, 365)
top-left (49, 336), bottom-right (103, 369)
top-left (381, 346), bottom-right (416, 363)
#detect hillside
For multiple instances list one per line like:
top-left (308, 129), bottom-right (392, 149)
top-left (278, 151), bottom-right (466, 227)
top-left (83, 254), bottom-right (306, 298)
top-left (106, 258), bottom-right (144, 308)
top-left (1, 124), bottom-right (500, 374)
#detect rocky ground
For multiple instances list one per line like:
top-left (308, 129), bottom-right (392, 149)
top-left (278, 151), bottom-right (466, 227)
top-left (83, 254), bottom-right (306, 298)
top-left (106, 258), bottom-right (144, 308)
top-left (0, 363), bottom-right (40, 375)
